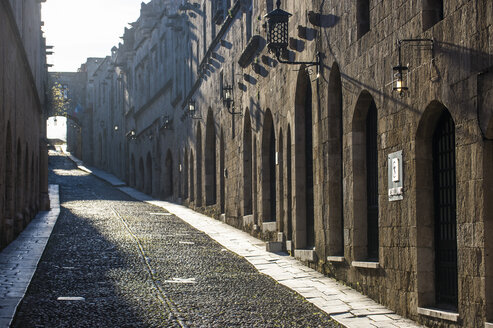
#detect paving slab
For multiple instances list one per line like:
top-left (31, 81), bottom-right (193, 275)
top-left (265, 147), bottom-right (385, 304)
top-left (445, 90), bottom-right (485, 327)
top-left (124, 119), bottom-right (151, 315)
top-left (67, 154), bottom-right (425, 328)
top-left (0, 185), bottom-right (60, 328)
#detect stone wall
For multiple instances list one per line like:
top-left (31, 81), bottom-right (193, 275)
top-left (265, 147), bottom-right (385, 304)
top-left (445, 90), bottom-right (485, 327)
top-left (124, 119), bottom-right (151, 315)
top-left (69, 0), bottom-right (493, 326)
top-left (0, 0), bottom-right (49, 249)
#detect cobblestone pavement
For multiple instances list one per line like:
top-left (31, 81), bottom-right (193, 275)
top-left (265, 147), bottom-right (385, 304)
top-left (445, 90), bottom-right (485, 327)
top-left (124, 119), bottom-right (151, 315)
top-left (11, 152), bottom-right (338, 328)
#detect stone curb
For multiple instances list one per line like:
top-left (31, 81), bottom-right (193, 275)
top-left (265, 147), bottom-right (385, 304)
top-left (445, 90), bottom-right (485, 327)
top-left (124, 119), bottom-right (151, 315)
top-left (0, 185), bottom-right (60, 328)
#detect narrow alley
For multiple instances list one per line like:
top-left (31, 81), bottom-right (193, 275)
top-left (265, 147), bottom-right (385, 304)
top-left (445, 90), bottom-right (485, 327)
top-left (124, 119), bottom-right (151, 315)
top-left (12, 152), bottom-right (336, 328)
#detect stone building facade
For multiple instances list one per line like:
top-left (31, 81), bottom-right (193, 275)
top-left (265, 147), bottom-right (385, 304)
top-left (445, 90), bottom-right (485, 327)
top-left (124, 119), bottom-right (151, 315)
top-left (67, 0), bottom-right (493, 326)
top-left (0, 0), bottom-right (50, 249)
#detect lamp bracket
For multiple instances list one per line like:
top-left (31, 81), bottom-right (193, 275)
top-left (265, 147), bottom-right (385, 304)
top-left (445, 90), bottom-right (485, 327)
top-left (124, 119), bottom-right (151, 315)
top-left (274, 50), bottom-right (321, 67)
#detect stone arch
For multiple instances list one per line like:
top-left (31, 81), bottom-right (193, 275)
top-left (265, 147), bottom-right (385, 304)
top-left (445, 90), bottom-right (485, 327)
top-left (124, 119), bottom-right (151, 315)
top-left (351, 90), bottom-right (379, 261)
top-left (261, 108), bottom-right (276, 223)
top-left (130, 154), bottom-right (136, 187)
top-left (220, 129), bottom-right (225, 214)
top-left (98, 133), bottom-right (103, 167)
top-left (138, 157), bottom-right (145, 192)
top-left (205, 110), bottom-right (216, 206)
top-left (164, 149), bottom-right (173, 198)
top-left (196, 124), bottom-right (203, 206)
top-left (190, 150), bottom-right (195, 202)
top-left (327, 62), bottom-right (344, 256)
top-left (243, 109), bottom-right (253, 216)
top-left (294, 68), bottom-right (315, 249)
top-left (145, 152), bottom-right (153, 195)
top-left (286, 124), bottom-right (293, 242)
top-left (278, 128), bottom-right (284, 233)
top-left (415, 101), bottom-right (458, 310)
top-left (184, 148), bottom-right (189, 199)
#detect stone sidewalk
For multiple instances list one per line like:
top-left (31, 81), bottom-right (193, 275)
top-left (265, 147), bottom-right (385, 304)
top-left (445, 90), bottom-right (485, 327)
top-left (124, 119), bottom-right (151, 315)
top-left (0, 185), bottom-right (60, 328)
top-left (75, 154), bottom-right (424, 328)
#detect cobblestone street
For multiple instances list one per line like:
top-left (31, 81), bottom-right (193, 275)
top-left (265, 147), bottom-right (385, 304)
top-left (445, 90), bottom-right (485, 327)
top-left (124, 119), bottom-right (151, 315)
top-left (11, 152), bottom-right (337, 328)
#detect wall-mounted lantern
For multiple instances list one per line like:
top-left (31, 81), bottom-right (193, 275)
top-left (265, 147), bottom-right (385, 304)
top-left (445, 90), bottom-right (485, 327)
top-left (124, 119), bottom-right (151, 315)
top-left (114, 125), bottom-right (119, 131)
top-left (162, 115), bottom-right (173, 130)
top-left (392, 39), bottom-right (434, 96)
top-left (188, 99), bottom-right (201, 119)
top-left (265, 0), bottom-right (321, 67)
top-left (222, 84), bottom-right (242, 115)
top-left (126, 129), bottom-right (136, 140)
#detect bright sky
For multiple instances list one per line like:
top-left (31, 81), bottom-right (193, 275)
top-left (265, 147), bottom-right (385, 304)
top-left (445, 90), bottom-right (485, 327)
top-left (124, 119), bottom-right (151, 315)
top-left (42, 0), bottom-right (146, 72)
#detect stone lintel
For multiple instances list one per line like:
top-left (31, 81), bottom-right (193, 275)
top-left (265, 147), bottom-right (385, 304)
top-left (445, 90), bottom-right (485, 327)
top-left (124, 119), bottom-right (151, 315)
top-left (417, 307), bottom-right (459, 322)
top-left (352, 261), bottom-right (380, 269)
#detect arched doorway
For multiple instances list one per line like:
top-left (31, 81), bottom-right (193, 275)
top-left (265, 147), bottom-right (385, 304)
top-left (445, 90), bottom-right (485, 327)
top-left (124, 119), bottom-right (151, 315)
top-left (3, 123), bottom-right (13, 247)
top-left (196, 124), bottom-right (203, 206)
top-left (351, 90), bottom-right (379, 261)
top-left (327, 62), bottom-right (344, 256)
top-left (139, 157), bottom-right (145, 192)
top-left (205, 110), bottom-right (216, 206)
top-left (416, 101), bottom-right (458, 310)
top-left (243, 110), bottom-right (253, 216)
top-left (184, 149), bottom-right (189, 199)
top-left (146, 153), bottom-right (153, 195)
top-left (294, 69), bottom-right (315, 249)
top-left (165, 149), bottom-right (173, 198)
top-left (261, 109), bottom-right (276, 223)
top-left (15, 139), bottom-right (23, 236)
top-left (220, 129), bottom-right (225, 214)
top-left (190, 151), bottom-right (195, 202)
top-left (130, 154), bottom-right (136, 187)
top-left (286, 125), bottom-right (293, 242)
top-left (278, 128), bottom-right (284, 233)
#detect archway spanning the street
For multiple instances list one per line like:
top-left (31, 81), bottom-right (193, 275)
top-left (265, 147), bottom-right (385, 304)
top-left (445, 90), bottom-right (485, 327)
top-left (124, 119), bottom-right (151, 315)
top-left (243, 109), bottom-right (253, 216)
top-left (294, 68), bottom-right (315, 249)
top-left (261, 109), bottom-right (276, 223)
top-left (205, 110), bottom-right (216, 206)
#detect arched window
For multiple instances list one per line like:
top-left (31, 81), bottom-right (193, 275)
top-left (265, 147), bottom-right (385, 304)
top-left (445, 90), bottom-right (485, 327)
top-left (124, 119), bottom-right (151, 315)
top-left (366, 101), bottom-right (379, 261)
top-left (432, 110), bottom-right (457, 309)
top-left (422, 0), bottom-right (443, 31)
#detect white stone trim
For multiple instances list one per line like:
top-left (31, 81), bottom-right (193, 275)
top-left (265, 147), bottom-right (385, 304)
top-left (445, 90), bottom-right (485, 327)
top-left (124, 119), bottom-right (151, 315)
top-left (417, 307), bottom-right (459, 322)
top-left (327, 256), bottom-right (345, 263)
top-left (262, 221), bottom-right (277, 233)
top-left (352, 261), bottom-right (380, 269)
top-left (485, 322), bottom-right (493, 328)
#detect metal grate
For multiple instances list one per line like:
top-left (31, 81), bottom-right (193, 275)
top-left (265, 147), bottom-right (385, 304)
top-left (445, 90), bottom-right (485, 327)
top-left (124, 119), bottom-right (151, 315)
top-left (433, 111), bottom-right (458, 310)
top-left (366, 101), bottom-right (379, 260)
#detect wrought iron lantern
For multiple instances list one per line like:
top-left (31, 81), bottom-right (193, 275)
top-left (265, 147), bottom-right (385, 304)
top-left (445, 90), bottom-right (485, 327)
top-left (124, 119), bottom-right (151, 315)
top-left (188, 99), bottom-right (201, 119)
top-left (114, 125), bottom-right (119, 131)
top-left (265, 0), bottom-right (320, 67)
top-left (223, 85), bottom-right (234, 108)
top-left (162, 115), bottom-right (173, 130)
top-left (392, 39), bottom-right (434, 96)
top-left (222, 84), bottom-right (241, 116)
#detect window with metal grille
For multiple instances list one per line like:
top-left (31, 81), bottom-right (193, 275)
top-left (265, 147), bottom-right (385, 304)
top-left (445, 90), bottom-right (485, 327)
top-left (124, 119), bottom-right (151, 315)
top-left (432, 111), bottom-right (458, 310)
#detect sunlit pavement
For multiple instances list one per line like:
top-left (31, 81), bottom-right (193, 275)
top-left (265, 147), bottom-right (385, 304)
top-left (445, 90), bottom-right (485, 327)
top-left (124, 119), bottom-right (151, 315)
top-left (63, 151), bottom-right (424, 328)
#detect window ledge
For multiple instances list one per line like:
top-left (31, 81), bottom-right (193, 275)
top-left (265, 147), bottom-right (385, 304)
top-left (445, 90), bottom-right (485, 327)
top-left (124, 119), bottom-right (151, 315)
top-left (485, 323), bottom-right (493, 328)
top-left (352, 261), bottom-right (380, 269)
top-left (417, 307), bottom-right (459, 322)
top-left (327, 256), bottom-right (345, 263)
